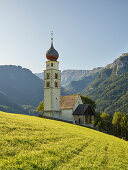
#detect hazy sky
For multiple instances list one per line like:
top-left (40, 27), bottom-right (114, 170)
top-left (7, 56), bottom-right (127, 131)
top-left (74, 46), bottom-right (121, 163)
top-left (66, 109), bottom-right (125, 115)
top-left (0, 0), bottom-right (128, 73)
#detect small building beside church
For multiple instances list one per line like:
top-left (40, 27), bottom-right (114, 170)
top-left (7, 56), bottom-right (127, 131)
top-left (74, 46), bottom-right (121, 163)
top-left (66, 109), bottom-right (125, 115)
top-left (73, 104), bottom-right (94, 127)
top-left (43, 33), bottom-right (95, 127)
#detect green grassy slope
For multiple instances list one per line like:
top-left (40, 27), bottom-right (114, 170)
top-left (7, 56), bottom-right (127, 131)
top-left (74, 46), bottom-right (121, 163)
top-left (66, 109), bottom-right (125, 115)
top-left (0, 112), bottom-right (128, 169)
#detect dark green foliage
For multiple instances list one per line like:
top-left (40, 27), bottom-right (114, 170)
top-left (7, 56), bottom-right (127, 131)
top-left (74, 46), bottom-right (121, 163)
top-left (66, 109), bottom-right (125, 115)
top-left (80, 95), bottom-right (96, 110)
top-left (112, 112), bottom-right (128, 139)
top-left (93, 111), bottom-right (128, 140)
top-left (92, 112), bottom-right (113, 134)
top-left (84, 73), bottom-right (128, 114)
top-left (112, 112), bottom-right (122, 137)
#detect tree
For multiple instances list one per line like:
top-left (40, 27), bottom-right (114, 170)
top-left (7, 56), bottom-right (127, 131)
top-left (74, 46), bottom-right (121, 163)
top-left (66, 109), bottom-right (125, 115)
top-left (100, 112), bottom-right (113, 133)
top-left (112, 112), bottom-right (122, 137)
top-left (80, 95), bottom-right (96, 110)
top-left (92, 112), bottom-right (102, 130)
top-left (120, 113), bottom-right (128, 139)
top-left (37, 101), bottom-right (44, 113)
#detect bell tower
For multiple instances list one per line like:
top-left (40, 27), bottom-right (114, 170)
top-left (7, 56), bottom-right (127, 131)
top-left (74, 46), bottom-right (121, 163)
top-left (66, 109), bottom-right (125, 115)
top-left (44, 32), bottom-right (61, 118)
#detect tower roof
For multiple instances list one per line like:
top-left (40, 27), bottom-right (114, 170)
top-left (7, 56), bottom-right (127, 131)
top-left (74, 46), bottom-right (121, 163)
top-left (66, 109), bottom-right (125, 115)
top-left (46, 31), bottom-right (59, 61)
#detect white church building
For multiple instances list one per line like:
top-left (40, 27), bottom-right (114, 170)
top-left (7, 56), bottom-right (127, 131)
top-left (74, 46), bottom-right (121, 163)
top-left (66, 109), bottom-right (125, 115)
top-left (43, 34), bottom-right (94, 126)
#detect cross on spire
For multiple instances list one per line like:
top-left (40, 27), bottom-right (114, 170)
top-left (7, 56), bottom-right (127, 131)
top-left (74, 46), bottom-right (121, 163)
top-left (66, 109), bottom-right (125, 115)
top-left (51, 30), bottom-right (53, 46)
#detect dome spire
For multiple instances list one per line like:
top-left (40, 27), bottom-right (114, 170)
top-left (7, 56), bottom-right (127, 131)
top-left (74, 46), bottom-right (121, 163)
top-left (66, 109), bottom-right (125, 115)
top-left (51, 30), bottom-right (53, 47)
top-left (46, 31), bottom-right (59, 61)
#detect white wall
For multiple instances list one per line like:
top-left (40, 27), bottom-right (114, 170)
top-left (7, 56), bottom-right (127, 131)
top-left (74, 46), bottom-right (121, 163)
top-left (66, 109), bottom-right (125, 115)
top-left (61, 95), bottom-right (83, 122)
top-left (44, 61), bottom-right (61, 113)
top-left (61, 109), bottom-right (73, 121)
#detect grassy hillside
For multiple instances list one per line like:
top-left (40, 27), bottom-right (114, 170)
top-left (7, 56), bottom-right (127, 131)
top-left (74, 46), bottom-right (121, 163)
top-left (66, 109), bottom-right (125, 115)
top-left (0, 112), bottom-right (128, 169)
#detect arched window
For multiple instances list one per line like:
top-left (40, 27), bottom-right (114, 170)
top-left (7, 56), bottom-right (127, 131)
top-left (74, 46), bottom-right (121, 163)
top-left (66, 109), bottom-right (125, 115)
top-left (55, 73), bottom-right (58, 79)
top-left (46, 81), bottom-right (50, 87)
top-left (55, 81), bottom-right (58, 87)
top-left (51, 63), bottom-right (53, 67)
top-left (46, 73), bottom-right (50, 79)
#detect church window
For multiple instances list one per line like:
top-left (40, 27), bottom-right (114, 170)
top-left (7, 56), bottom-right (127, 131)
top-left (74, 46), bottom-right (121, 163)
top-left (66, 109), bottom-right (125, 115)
top-left (46, 81), bottom-right (50, 87)
top-left (55, 73), bottom-right (58, 79)
top-left (55, 81), bottom-right (58, 87)
top-left (46, 73), bottom-right (50, 79)
top-left (51, 63), bottom-right (53, 67)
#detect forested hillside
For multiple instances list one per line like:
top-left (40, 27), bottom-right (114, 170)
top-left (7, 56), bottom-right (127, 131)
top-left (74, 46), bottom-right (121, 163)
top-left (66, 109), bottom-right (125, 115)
top-left (64, 53), bottom-right (128, 114)
top-left (0, 65), bottom-right (44, 114)
top-left (0, 65), bottom-right (44, 105)
top-left (0, 91), bottom-right (26, 114)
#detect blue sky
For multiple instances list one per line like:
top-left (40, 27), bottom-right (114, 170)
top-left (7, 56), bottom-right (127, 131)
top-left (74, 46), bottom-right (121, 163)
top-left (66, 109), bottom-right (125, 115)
top-left (0, 0), bottom-right (128, 73)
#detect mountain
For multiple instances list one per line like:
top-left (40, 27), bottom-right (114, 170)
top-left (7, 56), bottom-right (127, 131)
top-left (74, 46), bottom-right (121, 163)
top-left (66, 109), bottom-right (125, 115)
top-left (61, 70), bottom-right (91, 86)
top-left (35, 68), bottom-right (102, 87)
top-left (0, 65), bottom-right (44, 114)
top-left (82, 53), bottom-right (128, 114)
top-left (0, 65), bottom-right (67, 114)
top-left (0, 65), bottom-right (44, 106)
top-left (63, 53), bottom-right (127, 114)
top-left (35, 72), bottom-right (44, 80)
top-left (64, 68), bottom-right (102, 94)
top-left (0, 91), bottom-right (26, 114)
top-left (0, 53), bottom-right (127, 115)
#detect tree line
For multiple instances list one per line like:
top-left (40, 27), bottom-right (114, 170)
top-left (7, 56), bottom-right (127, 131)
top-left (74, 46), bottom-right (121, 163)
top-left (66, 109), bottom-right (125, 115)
top-left (93, 112), bottom-right (128, 140)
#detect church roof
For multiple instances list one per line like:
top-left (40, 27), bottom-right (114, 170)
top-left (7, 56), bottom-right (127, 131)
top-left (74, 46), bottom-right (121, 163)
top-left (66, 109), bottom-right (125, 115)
top-left (61, 95), bottom-right (79, 109)
top-left (73, 104), bottom-right (94, 115)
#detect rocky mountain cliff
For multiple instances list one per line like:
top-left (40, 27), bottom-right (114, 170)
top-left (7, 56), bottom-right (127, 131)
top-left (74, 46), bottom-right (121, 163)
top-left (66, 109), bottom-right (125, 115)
top-left (75, 53), bottom-right (128, 114)
top-left (35, 67), bottom-right (102, 87)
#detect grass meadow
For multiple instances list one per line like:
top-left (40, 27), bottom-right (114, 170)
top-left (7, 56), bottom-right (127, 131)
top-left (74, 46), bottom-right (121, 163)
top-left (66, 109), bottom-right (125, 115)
top-left (0, 111), bottom-right (128, 169)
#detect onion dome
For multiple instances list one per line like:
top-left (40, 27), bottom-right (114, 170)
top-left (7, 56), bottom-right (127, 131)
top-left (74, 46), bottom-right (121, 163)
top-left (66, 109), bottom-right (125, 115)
top-left (46, 31), bottom-right (59, 61)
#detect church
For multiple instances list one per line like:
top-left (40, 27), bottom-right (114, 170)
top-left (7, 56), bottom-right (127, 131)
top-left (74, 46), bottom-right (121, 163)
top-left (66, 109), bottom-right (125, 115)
top-left (43, 34), bottom-right (94, 127)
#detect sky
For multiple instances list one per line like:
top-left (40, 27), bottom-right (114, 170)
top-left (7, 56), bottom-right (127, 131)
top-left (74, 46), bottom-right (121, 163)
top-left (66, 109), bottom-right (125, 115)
top-left (0, 0), bottom-right (128, 73)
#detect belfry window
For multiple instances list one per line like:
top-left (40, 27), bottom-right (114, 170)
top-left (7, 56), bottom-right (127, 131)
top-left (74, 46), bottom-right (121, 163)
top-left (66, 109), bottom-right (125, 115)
top-left (55, 73), bottom-right (58, 79)
top-left (55, 82), bottom-right (58, 87)
top-left (46, 81), bottom-right (50, 87)
top-left (51, 63), bottom-right (53, 67)
top-left (46, 73), bottom-right (50, 79)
